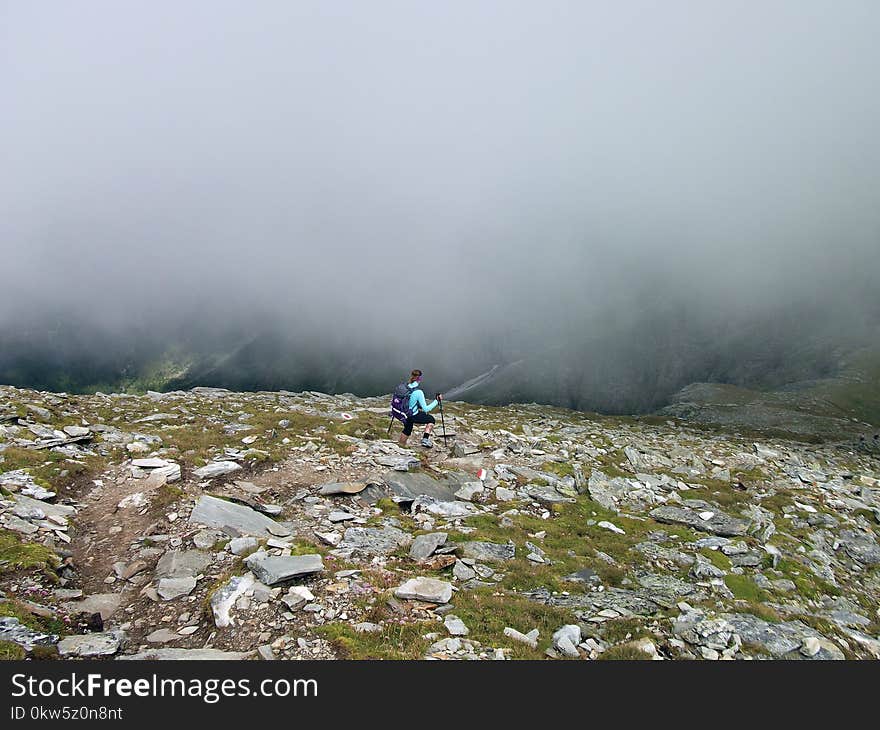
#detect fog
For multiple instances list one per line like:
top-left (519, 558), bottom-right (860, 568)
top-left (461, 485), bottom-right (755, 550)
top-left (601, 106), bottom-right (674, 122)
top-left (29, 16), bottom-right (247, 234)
top-left (2, 2), bottom-right (879, 408)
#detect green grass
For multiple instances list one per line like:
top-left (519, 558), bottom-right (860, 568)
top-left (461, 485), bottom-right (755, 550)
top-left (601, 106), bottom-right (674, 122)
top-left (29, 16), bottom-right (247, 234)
top-left (733, 601), bottom-right (782, 623)
top-left (451, 589), bottom-right (577, 658)
top-left (597, 642), bottom-right (653, 660)
top-left (600, 618), bottom-right (651, 643)
top-left (773, 558), bottom-right (840, 600)
top-left (723, 574), bottom-right (768, 602)
top-left (0, 640), bottom-right (26, 660)
top-left (449, 492), bottom-right (698, 592)
top-left (541, 461), bottom-right (575, 479)
top-left (152, 483), bottom-right (184, 508)
top-left (700, 549), bottom-right (732, 571)
top-left (0, 529), bottom-right (60, 577)
top-left (315, 620), bottom-right (434, 659)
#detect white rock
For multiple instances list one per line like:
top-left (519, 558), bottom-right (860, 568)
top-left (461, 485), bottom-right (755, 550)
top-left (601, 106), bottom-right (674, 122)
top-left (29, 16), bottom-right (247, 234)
top-left (210, 572), bottom-right (255, 628)
top-left (597, 521), bottom-right (625, 535)
top-left (394, 577), bottom-right (453, 604)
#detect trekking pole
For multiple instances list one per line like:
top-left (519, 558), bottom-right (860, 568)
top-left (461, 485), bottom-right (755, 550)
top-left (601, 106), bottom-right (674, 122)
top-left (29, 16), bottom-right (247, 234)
top-left (387, 414), bottom-right (395, 437)
top-left (436, 394), bottom-right (448, 447)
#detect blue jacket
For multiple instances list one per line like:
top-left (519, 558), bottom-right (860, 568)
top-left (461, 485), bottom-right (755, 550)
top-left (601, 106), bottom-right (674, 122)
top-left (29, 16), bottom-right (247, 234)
top-left (408, 383), bottom-right (438, 415)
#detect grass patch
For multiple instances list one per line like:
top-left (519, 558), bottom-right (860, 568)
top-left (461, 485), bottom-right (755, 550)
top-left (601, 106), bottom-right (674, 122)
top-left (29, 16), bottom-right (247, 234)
top-left (0, 448), bottom-right (103, 492)
top-left (733, 602), bottom-right (782, 622)
top-left (541, 461), bottom-right (575, 479)
top-left (601, 618), bottom-right (651, 643)
top-left (685, 483), bottom-right (753, 509)
top-left (153, 483), bottom-right (184, 509)
top-left (0, 640), bottom-right (26, 660)
top-left (451, 589), bottom-right (575, 658)
top-left (315, 620), bottom-right (433, 659)
top-left (700, 549), bottom-right (732, 571)
top-left (773, 558), bottom-right (840, 599)
top-left (597, 642), bottom-right (652, 660)
top-left (723, 574), bottom-right (768, 602)
top-left (0, 529), bottom-right (60, 577)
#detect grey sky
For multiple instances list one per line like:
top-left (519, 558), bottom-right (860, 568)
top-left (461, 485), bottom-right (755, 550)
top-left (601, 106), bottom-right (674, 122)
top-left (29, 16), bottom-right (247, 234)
top-left (1, 2), bottom-right (878, 387)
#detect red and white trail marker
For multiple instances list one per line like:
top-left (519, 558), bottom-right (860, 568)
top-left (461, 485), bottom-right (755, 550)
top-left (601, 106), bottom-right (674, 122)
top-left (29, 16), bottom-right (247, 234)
top-left (476, 468), bottom-right (488, 482)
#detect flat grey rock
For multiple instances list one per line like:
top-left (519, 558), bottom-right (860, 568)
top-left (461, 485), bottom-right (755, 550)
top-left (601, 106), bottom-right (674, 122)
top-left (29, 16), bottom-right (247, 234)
top-left (189, 495), bottom-right (290, 538)
top-left (454, 482), bottom-right (483, 501)
top-left (62, 593), bottom-right (122, 621)
top-left (157, 576), bottom-right (197, 600)
top-left (146, 628), bottom-right (179, 644)
top-left (193, 529), bottom-right (226, 549)
top-left (155, 549), bottom-right (211, 579)
top-left (836, 530), bottom-right (880, 566)
top-left (417, 498), bottom-right (479, 518)
top-left (410, 532), bottom-right (448, 561)
top-left (339, 526), bottom-right (412, 555)
top-left (244, 552), bottom-right (324, 585)
top-left (649, 505), bottom-right (749, 536)
top-left (461, 540), bottom-right (516, 562)
top-left (444, 614), bottom-right (469, 636)
top-left (58, 630), bottom-right (125, 657)
top-left (527, 483), bottom-right (573, 504)
top-left (586, 470), bottom-right (636, 509)
top-left (13, 493), bottom-right (75, 520)
top-left (362, 470), bottom-right (471, 505)
top-left (394, 577), bottom-right (453, 603)
top-left (228, 537), bottom-right (259, 555)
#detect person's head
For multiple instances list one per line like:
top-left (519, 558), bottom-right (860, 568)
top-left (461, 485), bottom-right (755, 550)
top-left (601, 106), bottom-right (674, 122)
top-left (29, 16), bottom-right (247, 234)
top-left (408, 369), bottom-right (423, 386)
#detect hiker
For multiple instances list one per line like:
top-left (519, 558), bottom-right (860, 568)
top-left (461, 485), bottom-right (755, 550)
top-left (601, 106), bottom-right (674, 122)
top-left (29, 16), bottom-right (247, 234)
top-left (395, 369), bottom-right (441, 448)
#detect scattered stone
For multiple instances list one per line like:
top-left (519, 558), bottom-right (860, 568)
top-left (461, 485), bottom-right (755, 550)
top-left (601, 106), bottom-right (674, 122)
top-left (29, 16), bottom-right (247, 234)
top-left (146, 628), bottom-right (179, 644)
top-left (319, 481), bottom-right (367, 495)
top-left (503, 627), bottom-right (539, 649)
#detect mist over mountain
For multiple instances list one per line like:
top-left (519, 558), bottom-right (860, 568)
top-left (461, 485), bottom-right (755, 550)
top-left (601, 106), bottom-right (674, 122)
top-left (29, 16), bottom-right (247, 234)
top-left (2, 2), bottom-right (879, 422)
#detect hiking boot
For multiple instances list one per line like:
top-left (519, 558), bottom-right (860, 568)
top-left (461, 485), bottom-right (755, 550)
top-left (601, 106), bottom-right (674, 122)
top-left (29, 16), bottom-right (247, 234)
top-left (421, 436), bottom-right (433, 449)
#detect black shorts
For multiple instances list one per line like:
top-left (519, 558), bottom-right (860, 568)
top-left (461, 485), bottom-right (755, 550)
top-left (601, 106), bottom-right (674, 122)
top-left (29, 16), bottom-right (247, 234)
top-left (403, 411), bottom-right (435, 436)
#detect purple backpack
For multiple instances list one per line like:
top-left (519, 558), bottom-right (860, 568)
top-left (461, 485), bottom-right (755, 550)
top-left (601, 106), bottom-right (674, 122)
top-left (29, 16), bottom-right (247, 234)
top-left (390, 382), bottom-right (414, 423)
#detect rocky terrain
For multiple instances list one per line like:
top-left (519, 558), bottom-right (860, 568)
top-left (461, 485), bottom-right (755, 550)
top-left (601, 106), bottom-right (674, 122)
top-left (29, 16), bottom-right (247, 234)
top-left (1, 383), bottom-right (879, 661)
